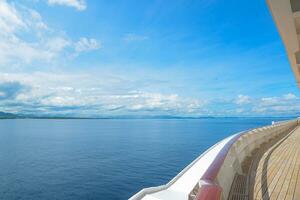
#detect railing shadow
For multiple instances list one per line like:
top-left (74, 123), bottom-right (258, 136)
top-left (246, 126), bottom-right (297, 200)
top-left (260, 131), bottom-right (291, 200)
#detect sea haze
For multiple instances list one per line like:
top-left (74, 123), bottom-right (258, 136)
top-left (0, 118), bottom-right (292, 200)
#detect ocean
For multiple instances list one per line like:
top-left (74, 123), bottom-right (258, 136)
top-left (0, 118), bottom-right (290, 200)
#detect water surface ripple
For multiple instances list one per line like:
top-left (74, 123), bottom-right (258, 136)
top-left (0, 118), bottom-right (289, 199)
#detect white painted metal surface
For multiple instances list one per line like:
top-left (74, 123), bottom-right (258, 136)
top-left (130, 134), bottom-right (237, 200)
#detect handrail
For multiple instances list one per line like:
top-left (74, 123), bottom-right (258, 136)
top-left (130, 119), bottom-right (298, 200)
top-left (130, 132), bottom-right (246, 200)
top-left (129, 136), bottom-right (229, 200)
top-left (194, 119), bottom-right (298, 200)
top-left (194, 133), bottom-right (244, 200)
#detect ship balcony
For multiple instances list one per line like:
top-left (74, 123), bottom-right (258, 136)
top-left (130, 118), bottom-right (300, 200)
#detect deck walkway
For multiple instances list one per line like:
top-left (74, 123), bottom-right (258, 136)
top-left (248, 126), bottom-right (300, 200)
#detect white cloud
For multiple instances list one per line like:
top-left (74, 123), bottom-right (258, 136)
top-left (0, 1), bottom-right (26, 34)
top-left (283, 93), bottom-right (297, 100)
top-left (0, 91), bottom-right (5, 97)
top-left (0, 1), bottom-right (67, 65)
top-left (46, 37), bottom-right (71, 52)
top-left (217, 93), bottom-right (300, 116)
top-left (252, 94), bottom-right (300, 115)
top-left (260, 97), bottom-right (278, 106)
top-left (123, 34), bottom-right (149, 42)
top-left (1, 70), bottom-right (300, 117)
top-left (124, 91), bottom-right (204, 113)
top-left (236, 108), bottom-right (244, 113)
top-left (0, 72), bottom-right (206, 116)
top-left (47, 0), bottom-right (86, 11)
top-left (235, 95), bottom-right (251, 105)
top-left (75, 37), bottom-right (101, 53)
top-left (0, 1), bottom-right (99, 66)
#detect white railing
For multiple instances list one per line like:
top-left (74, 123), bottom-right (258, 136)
top-left (130, 118), bottom-right (299, 200)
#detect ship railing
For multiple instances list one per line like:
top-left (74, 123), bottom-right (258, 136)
top-left (130, 118), bottom-right (299, 200)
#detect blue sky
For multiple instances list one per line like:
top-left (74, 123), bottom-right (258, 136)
top-left (0, 0), bottom-right (299, 117)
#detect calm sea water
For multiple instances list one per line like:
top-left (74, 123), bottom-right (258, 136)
top-left (0, 118), bottom-right (291, 200)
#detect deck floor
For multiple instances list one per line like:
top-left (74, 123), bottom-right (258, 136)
top-left (250, 126), bottom-right (300, 200)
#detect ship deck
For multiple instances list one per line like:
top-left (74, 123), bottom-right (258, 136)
top-left (229, 126), bottom-right (300, 200)
top-left (132, 120), bottom-right (300, 200)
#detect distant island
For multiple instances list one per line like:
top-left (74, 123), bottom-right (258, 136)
top-left (0, 111), bottom-right (215, 119)
top-left (0, 112), bottom-right (97, 119)
top-left (0, 112), bottom-right (19, 119)
top-left (0, 111), bottom-right (297, 120)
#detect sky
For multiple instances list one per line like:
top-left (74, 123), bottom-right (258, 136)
top-left (0, 0), bottom-right (300, 117)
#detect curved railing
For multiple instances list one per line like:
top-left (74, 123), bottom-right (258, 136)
top-left (194, 133), bottom-right (243, 200)
top-left (130, 118), bottom-right (299, 200)
top-left (129, 133), bottom-right (239, 200)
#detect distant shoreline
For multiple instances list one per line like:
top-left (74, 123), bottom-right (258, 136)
top-left (0, 112), bottom-right (297, 120)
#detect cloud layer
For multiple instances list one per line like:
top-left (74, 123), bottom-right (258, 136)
top-left (0, 71), bottom-right (299, 117)
top-left (0, 72), bottom-right (206, 116)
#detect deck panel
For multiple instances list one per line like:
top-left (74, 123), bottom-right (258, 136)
top-left (253, 140), bottom-right (290, 192)
top-left (251, 126), bottom-right (300, 200)
top-left (253, 137), bottom-right (292, 199)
